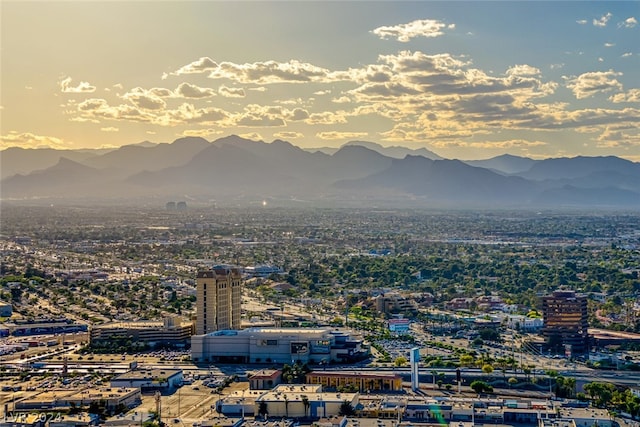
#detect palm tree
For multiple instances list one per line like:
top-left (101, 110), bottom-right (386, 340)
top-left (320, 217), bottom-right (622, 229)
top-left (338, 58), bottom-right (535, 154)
top-left (258, 401), bottom-right (268, 420)
top-left (301, 395), bottom-right (310, 419)
top-left (284, 396), bottom-right (289, 418)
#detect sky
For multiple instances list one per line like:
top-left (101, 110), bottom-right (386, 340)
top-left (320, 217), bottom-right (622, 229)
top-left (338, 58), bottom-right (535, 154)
top-left (1, 1), bottom-right (639, 161)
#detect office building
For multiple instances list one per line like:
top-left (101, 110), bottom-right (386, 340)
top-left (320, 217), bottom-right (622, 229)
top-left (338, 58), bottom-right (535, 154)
top-left (541, 290), bottom-right (589, 354)
top-left (196, 267), bottom-right (242, 335)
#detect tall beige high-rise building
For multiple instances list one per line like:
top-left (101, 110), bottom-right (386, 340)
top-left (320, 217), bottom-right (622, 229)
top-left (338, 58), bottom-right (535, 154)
top-left (196, 267), bottom-right (242, 335)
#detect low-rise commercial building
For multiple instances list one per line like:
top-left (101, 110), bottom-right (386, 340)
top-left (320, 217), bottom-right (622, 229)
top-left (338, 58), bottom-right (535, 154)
top-left (255, 384), bottom-right (358, 418)
top-left (15, 388), bottom-right (141, 412)
top-left (249, 369), bottom-right (283, 390)
top-left (191, 327), bottom-right (366, 364)
top-left (306, 371), bottom-right (402, 392)
top-left (110, 368), bottom-right (183, 390)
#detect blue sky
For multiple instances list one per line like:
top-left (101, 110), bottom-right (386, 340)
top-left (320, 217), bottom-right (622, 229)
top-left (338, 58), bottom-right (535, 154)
top-left (1, 1), bottom-right (639, 160)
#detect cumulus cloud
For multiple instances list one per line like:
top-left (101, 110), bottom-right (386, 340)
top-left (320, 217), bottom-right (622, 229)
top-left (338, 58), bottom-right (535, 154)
top-left (175, 82), bottom-right (216, 99)
top-left (306, 111), bottom-right (349, 125)
top-left (168, 56), bottom-right (218, 76)
top-left (506, 64), bottom-right (541, 77)
top-left (564, 70), bottom-right (623, 99)
top-left (621, 52), bottom-right (633, 58)
top-left (0, 131), bottom-right (69, 149)
top-left (169, 57), bottom-right (336, 84)
top-left (59, 77), bottom-right (96, 93)
top-left (274, 131), bottom-right (304, 139)
top-left (609, 88), bottom-right (640, 103)
top-left (100, 127), bottom-right (119, 132)
top-left (235, 104), bottom-right (286, 127)
top-left (121, 88), bottom-right (167, 110)
top-left (593, 12), bottom-right (612, 27)
top-left (604, 43), bottom-right (615, 47)
top-left (372, 19), bottom-right (454, 42)
top-left (576, 19), bottom-right (588, 25)
top-left (618, 17), bottom-right (637, 28)
top-left (596, 126), bottom-right (640, 147)
top-left (316, 131), bottom-right (368, 140)
top-left (332, 96), bottom-right (352, 104)
top-left (210, 59), bottom-right (333, 84)
top-left (218, 85), bottom-right (246, 98)
top-left (168, 103), bottom-right (230, 125)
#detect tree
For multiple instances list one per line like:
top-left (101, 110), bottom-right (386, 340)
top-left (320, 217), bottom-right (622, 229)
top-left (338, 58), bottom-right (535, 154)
top-left (470, 380), bottom-right (493, 395)
top-left (301, 395), bottom-right (310, 418)
top-left (394, 356), bottom-right (408, 367)
top-left (482, 364), bottom-right (494, 375)
top-left (508, 377), bottom-right (518, 388)
top-left (459, 354), bottom-right (474, 367)
top-left (339, 401), bottom-right (355, 416)
top-left (258, 401), bottom-right (268, 420)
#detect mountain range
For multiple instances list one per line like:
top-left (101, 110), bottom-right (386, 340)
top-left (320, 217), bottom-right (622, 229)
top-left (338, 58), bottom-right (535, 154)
top-left (2, 135), bottom-right (639, 208)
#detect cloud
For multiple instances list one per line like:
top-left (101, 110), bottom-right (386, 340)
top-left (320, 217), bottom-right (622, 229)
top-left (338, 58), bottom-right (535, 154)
top-left (576, 19), bottom-right (588, 25)
top-left (180, 128), bottom-right (223, 138)
top-left (316, 131), bottom-right (368, 140)
top-left (238, 132), bottom-right (263, 141)
top-left (604, 43), bottom-right (615, 48)
top-left (170, 57), bottom-right (336, 84)
top-left (169, 56), bottom-right (218, 76)
top-left (564, 70), bottom-right (623, 99)
top-left (609, 88), bottom-right (640, 103)
top-left (77, 98), bottom-right (154, 123)
top-left (618, 17), bottom-right (637, 28)
top-left (314, 90), bottom-right (331, 95)
top-left (0, 131), bottom-right (70, 149)
top-left (506, 64), bottom-right (541, 77)
top-left (287, 108), bottom-right (309, 121)
top-left (621, 52), bottom-right (633, 58)
top-left (593, 12), bottom-right (612, 27)
top-left (372, 19), bottom-right (454, 42)
top-left (596, 126), bottom-right (640, 147)
top-left (429, 139), bottom-right (547, 149)
top-left (274, 131), bottom-right (304, 139)
top-left (332, 96), bottom-right (352, 104)
top-left (175, 82), bottom-right (216, 99)
top-left (120, 88), bottom-right (168, 110)
top-left (235, 104), bottom-right (286, 127)
top-left (210, 60), bottom-right (333, 84)
top-left (306, 111), bottom-right (348, 125)
top-left (168, 103), bottom-right (230, 125)
top-left (218, 85), bottom-right (246, 98)
top-left (59, 77), bottom-right (96, 93)
top-left (100, 127), bottom-right (119, 132)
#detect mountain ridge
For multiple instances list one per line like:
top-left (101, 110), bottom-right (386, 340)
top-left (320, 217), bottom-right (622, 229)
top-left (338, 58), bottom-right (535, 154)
top-left (2, 136), bottom-right (638, 207)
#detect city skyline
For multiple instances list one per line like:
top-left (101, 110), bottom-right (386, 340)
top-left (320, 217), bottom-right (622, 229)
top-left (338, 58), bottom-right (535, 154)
top-left (1, 1), bottom-right (639, 160)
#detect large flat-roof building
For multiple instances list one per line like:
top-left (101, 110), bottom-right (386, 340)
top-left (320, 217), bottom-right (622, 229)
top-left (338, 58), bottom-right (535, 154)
top-left (89, 316), bottom-right (193, 348)
top-left (542, 290), bottom-right (589, 354)
top-left (196, 267), bottom-right (242, 335)
top-left (191, 327), bottom-right (366, 364)
top-left (110, 368), bottom-right (183, 391)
